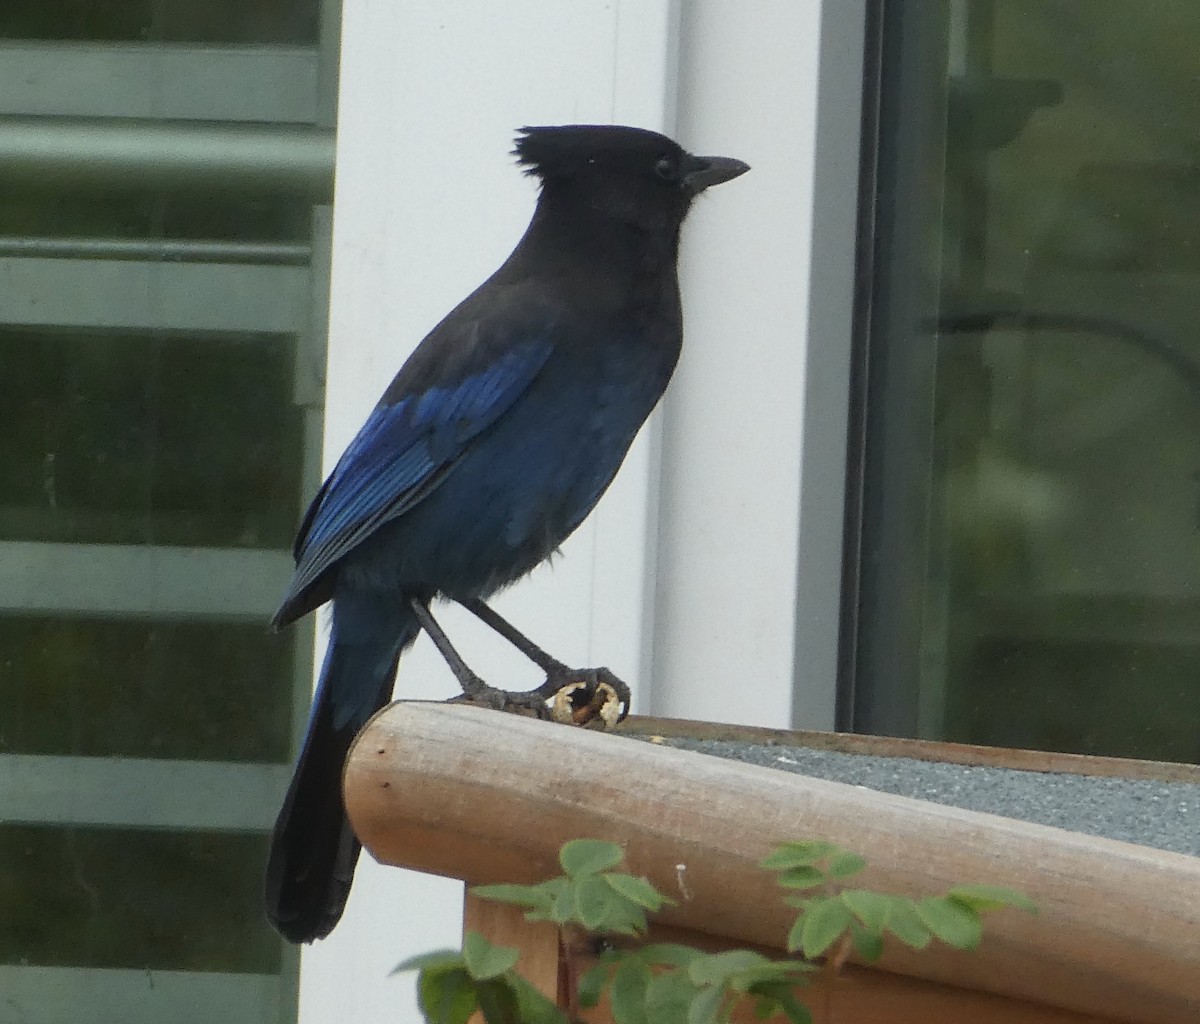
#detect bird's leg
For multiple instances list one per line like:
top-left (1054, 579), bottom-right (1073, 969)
top-left (408, 598), bottom-right (488, 697)
top-left (459, 597), bottom-right (631, 723)
top-left (409, 597), bottom-right (553, 717)
top-left (460, 597), bottom-right (570, 676)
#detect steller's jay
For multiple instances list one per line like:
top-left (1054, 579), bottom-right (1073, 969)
top-left (265, 124), bottom-right (748, 942)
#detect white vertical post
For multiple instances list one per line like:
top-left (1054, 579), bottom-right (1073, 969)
top-left (300, 2), bottom-right (679, 1021)
top-left (655, 0), bottom-right (864, 730)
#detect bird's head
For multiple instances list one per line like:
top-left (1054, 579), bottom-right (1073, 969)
top-left (514, 124), bottom-right (748, 235)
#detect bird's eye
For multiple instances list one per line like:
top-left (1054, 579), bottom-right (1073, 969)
top-left (653, 156), bottom-right (677, 182)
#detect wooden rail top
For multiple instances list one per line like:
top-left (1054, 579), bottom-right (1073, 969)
top-left (343, 702), bottom-right (1200, 1024)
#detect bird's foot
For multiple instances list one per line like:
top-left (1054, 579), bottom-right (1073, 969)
top-left (540, 666), bottom-right (631, 729)
top-left (447, 667), bottom-right (629, 730)
top-left (448, 678), bottom-right (554, 719)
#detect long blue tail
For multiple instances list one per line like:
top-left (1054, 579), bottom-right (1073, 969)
top-left (265, 604), bottom-right (418, 942)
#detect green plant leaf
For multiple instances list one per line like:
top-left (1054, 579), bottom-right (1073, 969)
top-left (786, 916), bottom-right (805, 956)
top-left (417, 965), bottom-right (477, 1024)
top-left (604, 872), bottom-right (673, 911)
top-left (915, 897), bottom-right (983, 951)
top-left (507, 973), bottom-right (570, 1024)
top-left (826, 851), bottom-right (867, 879)
top-left (727, 961), bottom-right (813, 992)
top-left (839, 890), bottom-right (894, 933)
top-left (760, 841), bottom-right (836, 870)
top-left (636, 944), bottom-right (704, 969)
top-left (560, 839), bottom-right (624, 877)
top-left (471, 883), bottom-right (541, 908)
top-left (885, 899), bottom-right (932, 950)
top-left (686, 983), bottom-right (725, 1024)
top-left (549, 880), bottom-right (577, 925)
top-left (577, 963), bottom-right (610, 1009)
top-left (610, 960), bottom-right (652, 1024)
top-left (946, 885), bottom-right (1037, 914)
top-left (475, 977), bottom-right (522, 1024)
top-left (751, 994), bottom-right (779, 1021)
top-left (749, 982), bottom-right (814, 1024)
top-left (461, 933), bottom-right (520, 981)
top-left (848, 920), bottom-right (884, 962)
top-left (609, 908), bottom-right (654, 937)
top-left (794, 897), bottom-right (852, 958)
top-left (776, 866), bottom-right (826, 890)
top-left (687, 949), bottom-right (770, 987)
top-left (645, 969), bottom-right (697, 1024)
top-left (473, 878), bottom-right (566, 921)
top-left (580, 895), bottom-right (653, 937)
top-left (391, 949), bottom-right (464, 976)
top-left (575, 873), bottom-right (626, 931)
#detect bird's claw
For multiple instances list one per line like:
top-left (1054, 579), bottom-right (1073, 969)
top-left (447, 667), bottom-right (630, 730)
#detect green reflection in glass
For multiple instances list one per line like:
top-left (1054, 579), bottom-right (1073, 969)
top-left (857, 1), bottom-right (1200, 763)
top-left (1, 1), bottom-right (319, 44)
top-left (0, 825), bottom-right (281, 973)
top-left (1, 328), bottom-right (305, 548)
top-left (0, 188), bottom-right (313, 243)
top-left (0, 615), bottom-right (293, 761)
top-left (0, 0), bottom-right (331, 1013)
top-left (956, 636), bottom-right (1200, 762)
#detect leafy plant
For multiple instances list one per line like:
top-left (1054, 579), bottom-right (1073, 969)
top-left (394, 935), bottom-right (563, 1024)
top-left (761, 840), bottom-right (1035, 970)
top-left (472, 838), bottom-right (672, 936)
top-left (394, 838), bottom-right (1035, 1024)
top-left (578, 943), bottom-right (814, 1024)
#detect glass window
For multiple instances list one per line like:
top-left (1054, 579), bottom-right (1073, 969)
top-left (0, 3), bottom-right (337, 1021)
top-left (847, 1), bottom-right (1200, 763)
top-left (1, 1), bottom-right (320, 44)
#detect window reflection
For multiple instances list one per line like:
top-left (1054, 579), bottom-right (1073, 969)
top-left (0, 1), bottom-right (334, 1018)
top-left (1, 1), bottom-right (320, 44)
top-left (2, 826), bottom-right (281, 972)
top-left (0, 191), bottom-right (312, 244)
top-left (3, 329), bottom-right (304, 548)
top-left (853, 1), bottom-right (1200, 762)
top-left (0, 616), bottom-right (293, 760)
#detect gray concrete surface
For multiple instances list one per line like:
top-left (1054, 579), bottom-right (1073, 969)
top-left (655, 737), bottom-right (1200, 858)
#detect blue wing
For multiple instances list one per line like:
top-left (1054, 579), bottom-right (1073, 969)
top-left (274, 336), bottom-right (554, 625)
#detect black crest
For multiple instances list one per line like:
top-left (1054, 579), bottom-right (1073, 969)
top-left (513, 124), bottom-right (683, 181)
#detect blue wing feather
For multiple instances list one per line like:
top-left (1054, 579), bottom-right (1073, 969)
top-left (274, 338), bottom-right (554, 625)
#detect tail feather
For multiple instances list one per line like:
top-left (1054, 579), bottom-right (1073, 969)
top-left (265, 612), bottom-right (417, 942)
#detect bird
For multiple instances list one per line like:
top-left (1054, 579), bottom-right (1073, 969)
top-left (264, 123), bottom-right (748, 943)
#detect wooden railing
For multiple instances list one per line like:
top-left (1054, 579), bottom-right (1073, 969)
top-left (344, 702), bottom-right (1200, 1024)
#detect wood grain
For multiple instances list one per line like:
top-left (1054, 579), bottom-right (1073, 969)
top-left (344, 702), bottom-right (1200, 1024)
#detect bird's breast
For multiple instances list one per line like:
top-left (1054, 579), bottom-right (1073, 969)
top-left (343, 327), bottom-right (679, 600)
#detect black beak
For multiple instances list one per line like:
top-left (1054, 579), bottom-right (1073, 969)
top-left (682, 154), bottom-right (750, 193)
